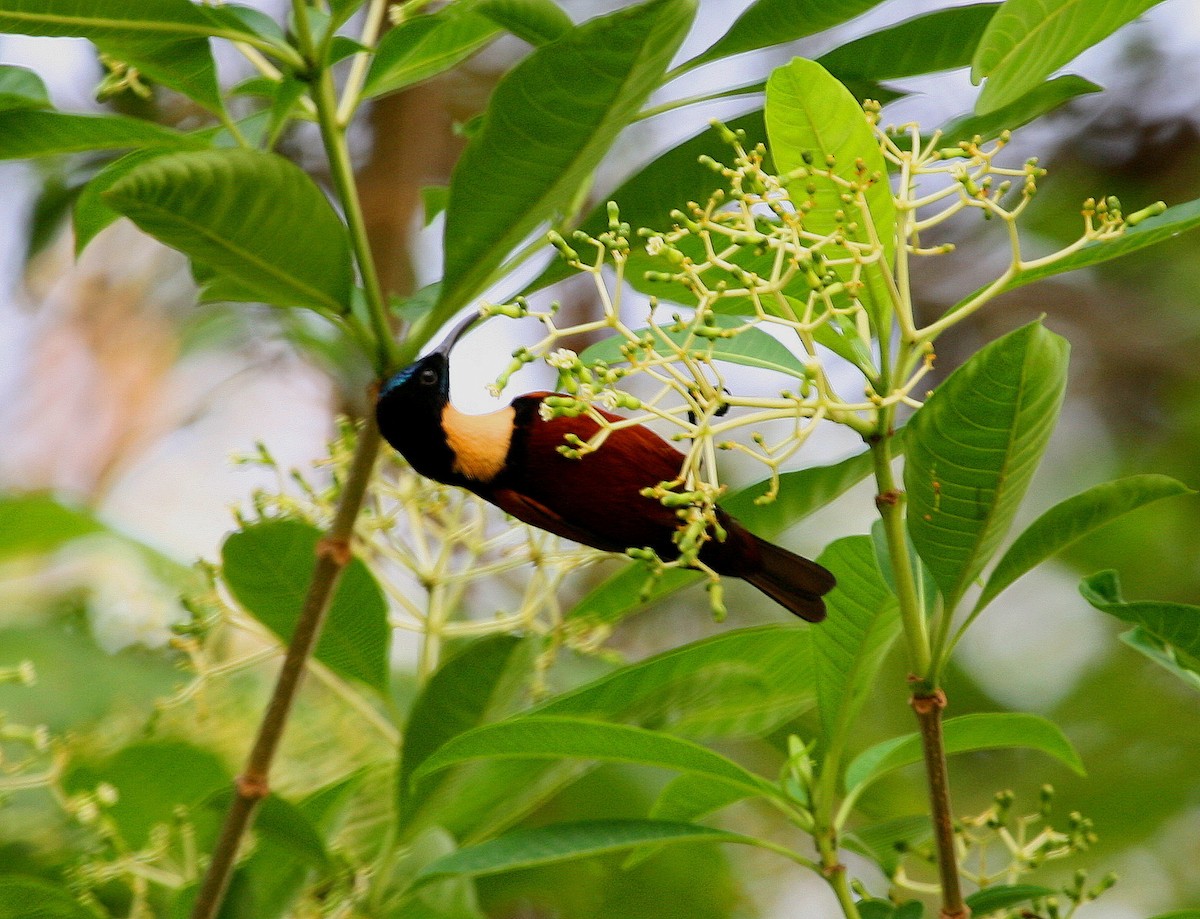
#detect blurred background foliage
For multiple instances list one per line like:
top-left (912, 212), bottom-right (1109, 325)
top-left (1, 1), bottom-right (1199, 917)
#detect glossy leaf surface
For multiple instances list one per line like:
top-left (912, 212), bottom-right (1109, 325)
top-left (812, 536), bottom-right (900, 742)
top-left (975, 474), bottom-right (1191, 614)
top-left (437, 0), bottom-right (695, 322)
top-left (972, 0), bottom-right (1167, 113)
top-left (222, 519), bottom-right (389, 692)
top-left (411, 716), bottom-right (775, 799)
top-left (105, 149), bottom-right (354, 314)
top-left (845, 712), bottom-right (1085, 795)
top-left (0, 111), bottom-right (202, 159)
top-left (905, 321), bottom-right (1068, 611)
top-left (1080, 570), bottom-right (1200, 660)
top-left (682, 0), bottom-right (881, 71)
top-left (415, 819), bottom-right (754, 884)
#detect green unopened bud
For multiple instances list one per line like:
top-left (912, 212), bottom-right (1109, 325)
top-left (707, 580), bottom-right (727, 621)
top-left (547, 230), bottom-right (578, 261)
top-left (1126, 200), bottom-right (1166, 226)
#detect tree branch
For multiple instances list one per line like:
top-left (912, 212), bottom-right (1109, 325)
top-left (189, 420), bottom-right (383, 919)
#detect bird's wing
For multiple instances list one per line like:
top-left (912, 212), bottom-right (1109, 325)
top-left (489, 487), bottom-right (630, 553)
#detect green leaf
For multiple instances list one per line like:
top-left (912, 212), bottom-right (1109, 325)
top-left (221, 519), bottom-right (389, 692)
top-left (104, 149), bottom-right (354, 315)
top-left (681, 0), bottom-right (883, 71)
top-left (536, 624), bottom-right (817, 740)
top-left (399, 635), bottom-right (527, 818)
top-left (844, 712), bottom-right (1085, 796)
top-left (1120, 627), bottom-right (1200, 692)
top-left (0, 64), bottom-right (50, 111)
top-left (421, 185), bottom-right (449, 226)
top-left (580, 315), bottom-right (810, 379)
top-left (475, 0), bottom-right (572, 45)
top-left (526, 109), bottom-right (770, 296)
top-left (649, 773), bottom-right (753, 823)
top-left (567, 448), bottom-right (876, 627)
top-left (765, 58), bottom-right (895, 328)
top-left (0, 110), bottom-right (203, 159)
top-left (0, 0), bottom-right (259, 41)
top-left (0, 493), bottom-right (105, 559)
top-left (414, 819), bottom-right (757, 883)
top-left (1147, 911), bottom-right (1200, 919)
top-left (965, 884), bottom-right (1054, 914)
top-left (812, 536), bottom-right (900, 743)
top-left (1080, 570), bottom-right (1200, 660)
top-left (73, 149), bottom-right (167, 254)
top-left (0, 877), bottom-right (95, 919)
top-left (64, 740), bottom-right (230, 848)
top-left (203, 789), bottom-right (329, 869)
top-left (974, 474), bottom-right (1192, 614)
top-left (972, 0), bottom-right (1168, 114)
top-left (436, 0), bottom-right (696, 323)
top-left (844, 815), bottom-right (932, 876)
top-left (815, 4), bottom-right (999, 82)
top-left (411, 716), bottom-right (775, 800)
top-left (364, 8), bottom-right (500, 100)
top-left (904, 321), bottom-right (1068, 611)
top-left (938, 75), bottom-right (1102, 146)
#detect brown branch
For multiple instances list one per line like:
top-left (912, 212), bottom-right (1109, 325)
top-left (189, 418), bottom-right (383, 919)
top-left (911, 689), bottom-right (970, 919)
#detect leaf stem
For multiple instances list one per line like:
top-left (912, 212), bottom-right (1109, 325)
top-left (189, 420), bottom-right (383, 919)
top-left (305, 32), bottom-right (404, 373)
top-left (869, 429), bottom-right (932, 681)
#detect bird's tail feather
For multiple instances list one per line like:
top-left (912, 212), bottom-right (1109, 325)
top-left (743, 536), bottom-right (836, 623)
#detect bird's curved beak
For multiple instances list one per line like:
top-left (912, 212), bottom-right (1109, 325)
top-left (433, 311), bottom-right (481, 357)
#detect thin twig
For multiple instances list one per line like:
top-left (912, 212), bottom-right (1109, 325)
top-left (188, 421), bottom-right (383, 919)
top-left (912, 689), bottom-right (971, 919)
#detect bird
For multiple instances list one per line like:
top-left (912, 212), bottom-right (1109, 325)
top-left (375, 313), bottom-right (836, 622)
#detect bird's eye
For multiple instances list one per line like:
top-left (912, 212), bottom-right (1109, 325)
top-left (419, 367), bottom-right (439, 385)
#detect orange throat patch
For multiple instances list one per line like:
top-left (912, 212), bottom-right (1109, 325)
top-left (442, 403), bottom-right (515, 483)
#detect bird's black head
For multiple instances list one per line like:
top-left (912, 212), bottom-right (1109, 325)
top-left (375, 313), bottom-right (476, 482)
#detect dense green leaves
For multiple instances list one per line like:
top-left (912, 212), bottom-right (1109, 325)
top-left (905, 321), bottom-right (1069, 612)
top-left (0, 877), bottom-right (95, 919)
top-left (221, 519), bottom-right (389, 692)
top-left (812, 536), bottom-right (900, 743)
top-left (681, 0), bottom-right (882, 71)
top-left (536, 625), bottom-right (817, 739)
top-left (104, 149), bottom-right (354, 314)
top-left (436, 0), bottom-right (695, 324)
top-left (974, 474), bottom-right (1191, 615)
top-left (364, 7), bottom-right (501, 100)
top-left (844, 712), bottom-right (1085, 796)
top-left (815, 4), bottom-right (999, 83)
top-left (0, 111), bottom-right (202, 159)
top-left (399, 635), bottom-right (528, 817)
top-left (972, 0), bottom-right (1168, 113)
top-left (1080, 570), bottom-right (1200, 661)
top-left (411, 716), bottom-right (776, 800)
top-left (938, 75), bottom-right (1102, 146)
top-left (414, 820), bottom-right (754, 884)
top-left (65, 740), bottom-right (229, 848)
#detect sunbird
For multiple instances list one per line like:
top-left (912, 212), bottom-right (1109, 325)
top-left (376, 314), bottom-right (835, 621)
